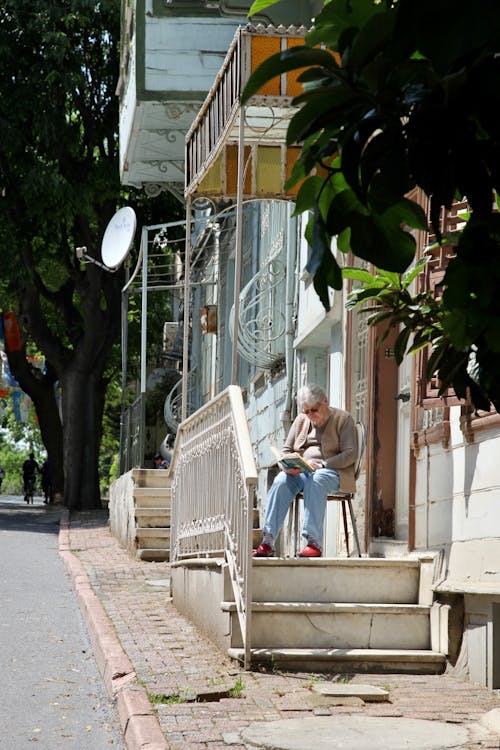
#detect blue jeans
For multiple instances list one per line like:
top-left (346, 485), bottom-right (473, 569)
top-left (262, 468), bottom-right (340, 549)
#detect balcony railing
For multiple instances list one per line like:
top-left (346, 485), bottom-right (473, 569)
top-left (185, 23), bottom-right (309, 201)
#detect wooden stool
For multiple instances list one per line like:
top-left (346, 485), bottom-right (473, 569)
top-left (326, 491), bottom-right (362, 557)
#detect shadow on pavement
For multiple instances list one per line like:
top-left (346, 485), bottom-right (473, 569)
top-left (0, 495), bottom-right (62, 534)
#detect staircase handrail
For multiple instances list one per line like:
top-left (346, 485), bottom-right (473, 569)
top-left (169, 385), bottom-right (257, 669)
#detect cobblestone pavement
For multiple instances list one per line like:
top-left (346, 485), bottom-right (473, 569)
top-left (68, 510), bottom-right (500, 750)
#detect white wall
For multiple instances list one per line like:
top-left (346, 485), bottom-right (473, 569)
top-left (145, 17), bottom-right (245, 93)
top-left (414, 407), bottom-right (500, 560)
top-left (415, 406), bottom-right (500, 688)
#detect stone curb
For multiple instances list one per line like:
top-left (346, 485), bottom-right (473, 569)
top-left (58, 509), bottom-right (169, 750)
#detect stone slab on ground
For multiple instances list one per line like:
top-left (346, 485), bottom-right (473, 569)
top-left (312, 682), bottom-right (390, 701)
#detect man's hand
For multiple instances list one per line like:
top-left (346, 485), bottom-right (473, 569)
top-left (308, 459), bottom-right (324, 470)
top-left (278, 463), bottom-right (301, 476)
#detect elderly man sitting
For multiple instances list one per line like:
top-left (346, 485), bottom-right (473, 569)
top-left (253, 383), bottom-right (357, 558)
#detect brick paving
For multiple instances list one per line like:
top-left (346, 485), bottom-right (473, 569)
top-left (67, 510), bottom-right (500, 750)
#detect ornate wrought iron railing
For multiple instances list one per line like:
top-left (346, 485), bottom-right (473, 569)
top-left (169, 385), bottom-right (257, 669)
top-left (228, 201), bottom-right (293, 369)
top-left (163, 368), bottom-right (199, 432)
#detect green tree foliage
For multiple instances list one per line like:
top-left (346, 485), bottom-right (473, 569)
top-left (0, 398), bottom-right (45, 495)
top-left (0, 0), bottom-right (182, 508)
top-left (244, 0), bottom-right (500, 411)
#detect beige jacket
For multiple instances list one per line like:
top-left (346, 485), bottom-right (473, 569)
top-left (284, 408), bottom-right (357, 493)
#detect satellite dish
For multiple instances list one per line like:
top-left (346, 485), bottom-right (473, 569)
top-left (101, 206), bottom-right (137, 270)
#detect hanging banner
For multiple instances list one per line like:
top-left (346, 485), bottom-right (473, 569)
top-left (19, 394), bottom-right (31, 423)
top-left (12, 390), bottom-right (21, 421)
top-left (1, 351), bottom-right (19, 388)
top-left (3, 311), bottom-right (22, 352)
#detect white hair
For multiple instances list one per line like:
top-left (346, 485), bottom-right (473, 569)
top-left (297, 384), bottom-right (327, 410)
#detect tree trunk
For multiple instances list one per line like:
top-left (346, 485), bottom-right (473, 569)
top-left (61, 367), bottom-right (105, 510)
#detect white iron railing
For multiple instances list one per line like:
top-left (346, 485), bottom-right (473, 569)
top-left (169, 385), bottom-right (257, 669)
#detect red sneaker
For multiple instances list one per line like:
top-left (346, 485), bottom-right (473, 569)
top-left (252, 543), bottom-right (274, 557)
top-left (298, 544), bottom-right (321, 558)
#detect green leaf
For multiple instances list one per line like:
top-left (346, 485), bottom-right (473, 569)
top-left (394, 326), bottom-right (412, 364)
top-left (394, 198), bottom-right (429, 231)
top-left (326, 187), bottom-right (368, 236)
top-left (342, 267), bottom-right (377, 284)
top-left (294, 176), bottom-right (323, 215)
top-left (288, 85), bottom-right (356, 145)
top-left (247, 0), bottom-right (281, 16)
top-left (286, 159), bottom-right (308, 191)
top-left (312, 245), bottom-right (343, 310)
top-left (368, 309), bottom-right (397, 326)
top-left (401, 258), bottom-right (428, 288)
top-left (241, 47), bottom-right (338, 104)
top-left (286, 101), bottom-right (330, 146)
top-left (324, 252), bottom-right (343, 290)
top-left (425, 344), bottom-right (448, 381)
top-left (443, 310), bottom-right (470, 350)
top-left (374, 268), bottom-right (401, 289)
top-left (407, 338), bottom-right (431, 355)
top-left (305, 204), bottom-right (331, 276)
top-left (484, 321), bottom-right (500, 353)
top-left (347, 285), bottom-right (389, 307)
top-left (313, 271), bottom-right (332, 311)
top-left (348, 9), bottom-right (395, 72)
top-left (312, 0), bottom-right (384, 40)
top-left (337, 227), bottom-right (351, 254)
top-left (466, 378), bottom-right (492, 413)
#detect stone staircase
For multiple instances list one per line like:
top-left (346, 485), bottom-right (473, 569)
top-left (225, 556), bottom-right (448, 674)
top-left (132, 468), bottom-right (171, 561)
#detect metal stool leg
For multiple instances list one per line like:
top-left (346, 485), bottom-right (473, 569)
top-left (347, 497), bottom-right (362, 557)
top-left (340, 500), bottom-right (350, 557)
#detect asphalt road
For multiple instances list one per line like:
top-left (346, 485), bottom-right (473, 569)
top-left (0, 495), bottom-right (125, 749)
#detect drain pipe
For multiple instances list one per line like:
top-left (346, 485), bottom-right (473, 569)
top-left (182, 196), bottom-right (192, 421)
top-left (231, 106), bottom-right (245, 384)
top-left (281, 207), bottom-right (300, 435)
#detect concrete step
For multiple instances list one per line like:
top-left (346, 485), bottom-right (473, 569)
top-left (224, 601), bottom-right (431, 650)
top-left (134, 487), bottom-right (171, 508)
top-left (132, 467), bottom-right (171, 488)
top-left (137, 548), bottom-right (170, 562)
top-left (251, 558), bottom-right (422, 604)
top-left (136, 527), bottom-right (170, 550)
top-left (227, 647), bottom-right (446, 674)
top-left (135, 507), bottom-right (171, 527)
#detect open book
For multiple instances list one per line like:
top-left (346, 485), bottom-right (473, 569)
top-left (270, 446), bottom-right (315, 473)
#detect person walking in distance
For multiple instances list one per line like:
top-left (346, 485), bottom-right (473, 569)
top-left (22, 452), bottom-right (39, 503)
top-left (253, 383), bottom-right (357, 558)
top-left (40, 458), bottom-right (53, 504)
top-left (0, 464), bottom-right (4, 492)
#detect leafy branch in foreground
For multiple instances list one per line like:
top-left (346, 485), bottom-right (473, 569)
top-left (343, 259), bottom-right (494, 414)
top-left (243, 0), bottom-right (500, 410)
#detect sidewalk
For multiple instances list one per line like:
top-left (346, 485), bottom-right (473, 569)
top-left (60, 509), bottom-right (500, 750)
